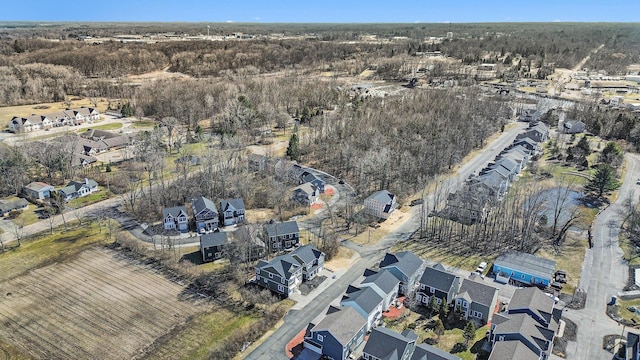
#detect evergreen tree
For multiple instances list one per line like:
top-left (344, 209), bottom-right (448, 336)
top-left (439, 300), bottom-right (449, 320)
top-left (599, 141), bottom-right (623, 166)
top-left (286, 133), bottom-right (300, 161)
top-left (428, 296), bottom-right (438, 316)
top-left (585, 164), bottom-right (620, 197)
top-left (463, 321), bottom-right (476, 345)
top-left (121, 103), bottom-right (134, 117)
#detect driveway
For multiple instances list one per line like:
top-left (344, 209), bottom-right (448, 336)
top-left (564, 153), bottom-right (640, 359)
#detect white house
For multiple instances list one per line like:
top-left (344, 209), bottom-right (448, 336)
top-left (364, 190), bottom-right (398, 219)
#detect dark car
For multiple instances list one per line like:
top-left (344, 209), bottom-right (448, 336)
top-left (410, 199), bottom-right (424, 206)
top-left (338, 179), bottom-right (345, 184)
top-left (550, 282), bottom-right (563, 291)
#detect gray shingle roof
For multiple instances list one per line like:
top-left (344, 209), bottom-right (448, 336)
top-left (192, 195), bottom-right (218, 215)
top-left (411, 343), bottom-right (461, 360)
top-left (380, 252), bottom-right (424, 280)
top-left (493, 157), bottom-right (518, 172)
top-left (256, 255), bottom-right (301, 279)
top-left (341, 286), bottom-right (383, 314)
top-left (457, 278), bottom-right (499, 307)
top-left (220, 198), bottom-right (245, 211)
top-left (495, 251), bottom-right (556, 282)
top-left (361, 269), bottom-right (400, 294)
top-left (363, 327), bottom-right (416, 360)
top-left (294, 182), bottom-right (316, 195)
top-left (163, 205), bottom-right (187, 219)
top-left (628, 331), bottom-right (640, 360)
top-left (367, 189), bottom-right (395, 205)
top-left (507, 287), bottom-right (555, 324)
top-left (200, 232), bottom-right (228, 248)
top-left (312, 306), bottom-right (366, 346)
top-left (266, 221), bottom-right (300, 238)
top-left (419, 263), bottom-right (459, 293)
top-left (493, 313), bottom-right (554, 354)
top-left (488, 340), bottom-right (540, 360)
top-left (289, 244), bottom-right (324, 265)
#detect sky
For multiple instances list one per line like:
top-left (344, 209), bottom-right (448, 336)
top-left (3, 0), bottom-right (639, 23)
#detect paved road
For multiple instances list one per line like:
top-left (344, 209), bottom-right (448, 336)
top-left (244, 121), bottom-right (528, 360)
top-left (565, 153), bottom-right (640, 359)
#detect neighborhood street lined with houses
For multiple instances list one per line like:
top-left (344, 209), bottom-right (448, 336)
top-left (2, 19), bottom-right (640, 360)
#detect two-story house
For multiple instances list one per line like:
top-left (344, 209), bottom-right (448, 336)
top-left (291, 183), bottom-right (319, 205)
top-left (379, 251), bottom-right (424, 295)
top-left (265, 220), bottom-right (300, 251)
top-left (627, 331), bottom-right (640, 360)
top-left (191, 196), bottom-right (219, 233)
top-left (219, 198), bottom-right (245, 226)
top-left (200, 232), bottom-right (228, 262)
top-left (363, 327), bottom-right (417, 360)
top-left (416, 263), bottom-right (461, 307)
top-left (255, 254), bottom-right (303, 296)
top-left (304, 306), bottom-right (367, 360)
top-left (301, 171), bottom-right (326, 193)
top-left (454, 274), bottom-right (500, 324)
top-left (163, 205), bottom-right (189, 232)
top-left (255, 244), bottom-right (324, 296)
top-left (489, 287), bottom-right (561, 360)
top-left (359, 268), bottom-right (400, 311)
top-left (364, 189), bottom-right (398, 219)
top-left (340, 285), bottom-right (384, 331)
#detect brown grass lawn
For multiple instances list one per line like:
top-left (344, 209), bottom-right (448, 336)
top-left (0, 98), bottom-right (110, 129)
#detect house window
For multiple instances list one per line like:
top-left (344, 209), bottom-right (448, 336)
top-left (498, 336), bottom-right (505, 341)
top-left (416, 294), bottom-right (422, 302)
top-left (521, 274), bottom-right (525, 279)
top-left (474, 311), bottom-right (483, 318)
top-left (430, 287), bottom-right (435, 294)
top-left (317, 334), bottom-right (324, 342)
top-left (281, 277), bottom-right (285, 284)
top-left (256, 269), bottom-right (260, 275)
top-left (421, 284), bottom-right (426, 290)
top-left (256, 275), bottom-right (260, 281)
top-left (511, 272), bottom-right (515, 276)
top-left (269, 273), bottom-right (273, 279)
top-left (462, 302), bottom-right (468, 308)
top-left (278, 285), bottom-right (285, 293)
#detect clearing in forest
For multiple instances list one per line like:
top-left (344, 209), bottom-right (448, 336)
top-left (0, 247), bottom-right (208, 360)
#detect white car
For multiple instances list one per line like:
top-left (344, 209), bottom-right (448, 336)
top-left (476, 261), bottom-right (487, 273)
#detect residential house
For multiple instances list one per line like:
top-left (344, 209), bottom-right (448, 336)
top-left (363, 327), bottom-right (417, 360)
top-left (364, 189), bottom-right (398, 219)
top-left (411, 343), bottom-right (461, 360)
top-left (291, 183), bottom-right (319, 205)
top-left (191, 196), bottom-right (219, 233)
top-left (627, 331), bottom-right (640, 360)
top-left (265, 220), bottom-right (300, 251)
top-left (255, 244), bottom-right (324, 295)
top-left (23, 182), bottom-right (55, 201)
top-left (561, 119), bottom-right (586, 134)
top-left (8, 114), bottom-right (51, 133)
top-left (304, 306), bottom-right (367, 360)
top-left (340, 285), bottom-right (384, 331)
top-left (58, 178), bottom-right (99, 201)
top-left (219, 198), bottom-right (245, 226)
top-left (46, 111), bottom-right (71, 127)
top-left (288, 244), bottom-right (325, 281)
top-left (493, 251), bottom-right (556, 287)
top-left (516, 122), bottom-right (549, 143)
top-left (518, 109), bottom-right (541, 123)
top-left (489, 157), bottom-right (519, 180)
top-left (200, 232), bottom-right (228, 262)
top-left (454, 275), bottom-right (500, 324)
top-left (302, 171), bottom-right (326, 193)
top-left (163, 205), bottom-right (189, 232)
top-left (416, 263), bottom-right (461, 307)
top-left (488, 340), bottom-right (541, 360)
top-left (513, 137), bottom-right (540, 154)
top-left (379, 251), bottom-right (425, 295)
top-left (442, 184), bottom-right (492, 224)
top-left (75, 107), bottom-right (100, 121)
top-left (255, 253), bottom-right (302, 296)
top-left (490, 313), bottom-right (555, 359)
top-left (506, 287), bottom-right (561, 330)
top-left (473, 170), bottom-right (509, 199)
top-left (359, 268), bottom-right (400, 311)
top-left (488, 287), bottom-right (561, 360)
top-left (0, 198), bottom-right (29, 217)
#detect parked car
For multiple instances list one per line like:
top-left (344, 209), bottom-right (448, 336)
top-left (410, 199), bottom-right (424, 206)
top-left (476, 261), bottom-right (487, 273)
top-left (550, 282), bottom-right (563, 291)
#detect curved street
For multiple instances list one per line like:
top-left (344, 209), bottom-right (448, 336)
top-left (564, 153), bottom-right (639, 359)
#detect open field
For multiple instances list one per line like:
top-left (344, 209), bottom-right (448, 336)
top-left (0, 247), bottom-right (208, 360)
